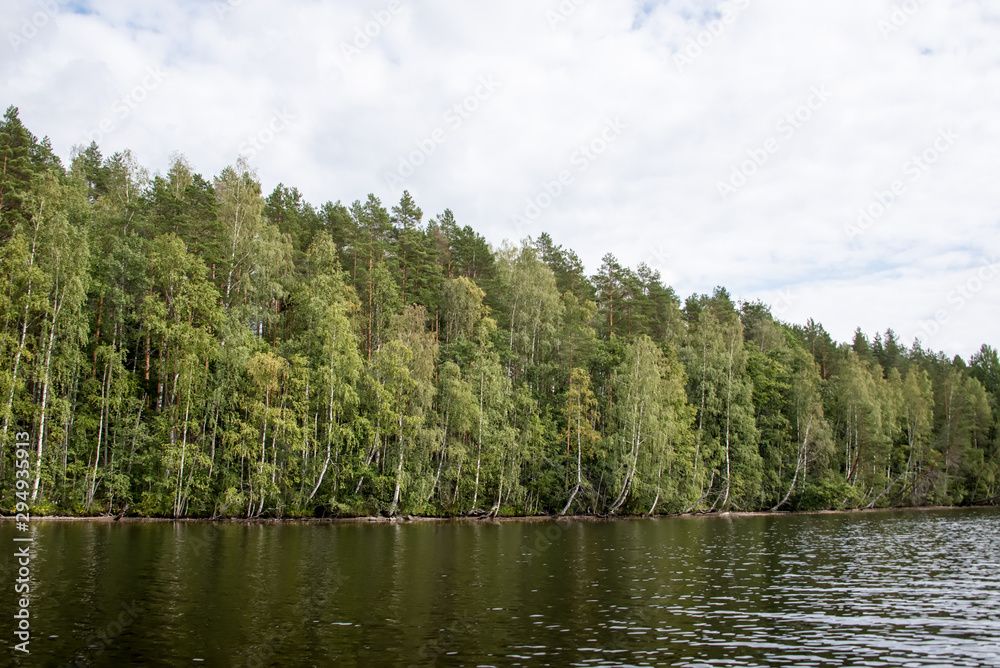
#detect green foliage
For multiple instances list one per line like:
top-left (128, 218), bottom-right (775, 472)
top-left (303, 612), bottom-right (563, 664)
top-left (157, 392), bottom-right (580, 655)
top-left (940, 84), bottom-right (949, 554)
top-left (0, 115), bottom-right (996, 517)
top-left (794, 478), bottom-right (861, 511)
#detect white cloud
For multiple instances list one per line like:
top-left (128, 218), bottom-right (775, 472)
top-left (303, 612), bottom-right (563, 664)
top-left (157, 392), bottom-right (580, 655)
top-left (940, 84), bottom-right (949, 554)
top-left (2, 0), bottom-right (997, 357)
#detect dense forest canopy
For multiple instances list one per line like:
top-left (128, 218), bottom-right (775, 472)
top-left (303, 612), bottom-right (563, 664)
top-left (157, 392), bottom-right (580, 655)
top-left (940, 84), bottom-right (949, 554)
top-left (1, 106), bottom-right (997, 518)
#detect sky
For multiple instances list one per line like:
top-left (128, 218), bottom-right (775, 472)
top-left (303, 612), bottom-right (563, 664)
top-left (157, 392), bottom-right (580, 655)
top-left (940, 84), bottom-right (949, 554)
top-left (2, 0), bottom-right (998, 359)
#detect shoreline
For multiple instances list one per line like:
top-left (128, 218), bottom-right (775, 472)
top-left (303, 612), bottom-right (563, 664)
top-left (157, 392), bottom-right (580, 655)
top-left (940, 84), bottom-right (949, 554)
top-left (1, 503), bottom-right (994, 525)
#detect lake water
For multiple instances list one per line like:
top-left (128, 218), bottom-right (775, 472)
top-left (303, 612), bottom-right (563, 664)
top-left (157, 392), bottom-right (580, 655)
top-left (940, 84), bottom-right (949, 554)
top-left (2, 508), bottom-right (999, 666)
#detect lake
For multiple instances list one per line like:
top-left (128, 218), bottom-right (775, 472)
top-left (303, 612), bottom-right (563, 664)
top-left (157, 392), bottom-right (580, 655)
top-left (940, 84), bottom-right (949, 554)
top-left (2, 508), bottom-right (999, 666)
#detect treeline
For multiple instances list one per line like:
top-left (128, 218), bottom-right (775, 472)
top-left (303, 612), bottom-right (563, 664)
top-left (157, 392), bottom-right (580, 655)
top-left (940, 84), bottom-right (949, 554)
top-left (1, 106), bottom-right (997, 518)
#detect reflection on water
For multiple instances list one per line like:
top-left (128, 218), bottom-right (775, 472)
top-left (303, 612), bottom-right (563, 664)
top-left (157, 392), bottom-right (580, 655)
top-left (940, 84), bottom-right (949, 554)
top-left (1, 508), bottom-right (998, 666)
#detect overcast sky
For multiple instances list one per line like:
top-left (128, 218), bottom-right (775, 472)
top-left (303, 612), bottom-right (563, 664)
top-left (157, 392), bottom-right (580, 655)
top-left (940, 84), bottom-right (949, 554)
top-left (2, 0), bottom-right (997, 358)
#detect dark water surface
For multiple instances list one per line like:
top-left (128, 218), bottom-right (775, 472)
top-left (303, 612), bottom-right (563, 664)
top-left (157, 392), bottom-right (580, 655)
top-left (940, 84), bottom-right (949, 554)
top-left (2, 508), bottom-right (999, 666)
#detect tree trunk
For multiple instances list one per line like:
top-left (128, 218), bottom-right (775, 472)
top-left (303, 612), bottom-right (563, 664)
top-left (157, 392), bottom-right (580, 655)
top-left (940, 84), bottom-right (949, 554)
top-left (390, 412), bottom-right (404, 515)
top-left (31, 302), bottom-right (60, 504)
top-left (309, 442), bottom-right (332, 501)
top-left (647, 460), bottom-right (663, 516)
top-left (720, 339), bottom-right (735, 510)
top-left (1, 217), bottom-right (39, 448)
top-left (560, 407), bottom-right (584, 515)
top-left (427, 413), bottom-right (448, 504)
top-left (773, 417), bottom-right (811, 511)
top-left (472, 371), bottom-right (484, 510)
top-left (174, 383), bottom-right (192, 517)
top-left (610, 398), bottom-right (643, 513)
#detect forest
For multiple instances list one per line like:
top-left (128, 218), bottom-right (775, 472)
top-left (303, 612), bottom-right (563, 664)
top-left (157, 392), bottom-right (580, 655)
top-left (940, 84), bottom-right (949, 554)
top-left (1, 106), bottom-right (997, 519)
